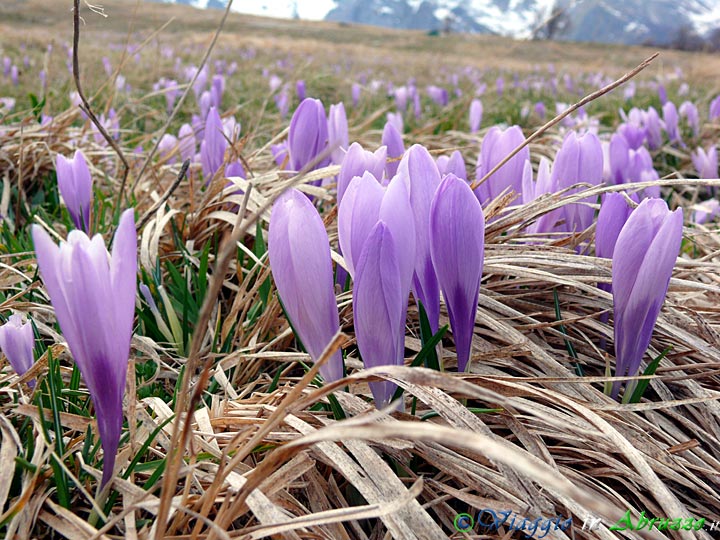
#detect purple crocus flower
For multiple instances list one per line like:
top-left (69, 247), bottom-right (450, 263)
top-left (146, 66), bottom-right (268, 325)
top-left (178, 123), bottom-right (196, 163)
top-left (328, 102), bottom-right (349, 165)
top-left (386, 112), bottom-right (403, 133)
top-left (430, 174), bottom-right (485, 372)
top-left (469, 99), bottom-right (483, 134)
top-left (288, 98), bottom-right (330, 175)
top-left (436, 150), bottom-right (467, 181)
top-left (534, 101), bottom-right (546, 120)
top-left (692, 146), bottom-right (718, 179)
top-left (551, 130), bottom-right (603, 233)
top-left (394, 86), bottom-right (409, 111)
top-left (643, 107), bottom-right (663, 150)
top-left (0, 313), bottom-right (35, 379)
top-left (275, 89), bottom-right (289, 119)
top-left (657, 83), bottom-right (667, 105)
top-left (158, 134), bottom-right (178, 164)
top-left (353, 222), bottom-right (404, 407)
top-left (32, 209), bottom-right (137, 487)
top-left (710, 95), bottom-right (720, 121)
top-left (522, 157), bottom-right (562, 234)
top-left (596, 192), bottom-right (634, 260)
top-left (200, 107), bottom-right (226, 180)
top-left (617, 123), bottom-right (645, 150)
top-left (164, 79), bottom-right (179, 114)
top-left (10, 65), bottom-right (18, 86)
top-left (351, 83), bottom-right (361, 107)
top-left (271, 142), bottom-right (289, 167)
top-left (382, 121), bottom-right (404, 179)
top-left (338, 172), bottom-right (385, 278)
top-left (268, 189), bottom-right (343, 382)
top-left (56, 150), bottom-right (93, 232)
top-left (426, 85), bottom-right (448, 106)
top-left (296, 80), bottom-right (306, 102)
top-left (679, 101), bottom-right (699, 137)
top-left (474, 125), bottom-right (528, 204)
top-left (210, 74), bottom-right (225, 109)
top-left (397, 145), bottom-right (442, 332)
top-left (496, 76), bottom-right (504, 97)
top-left (609, 132), bottom-right (630, 184)
top-left (611, 198), bottom-right (683, 399)
top-left (2, 57), bottom-right (10, 77)
top-left (199, 91), bottom-right (212, 122)
top-left (693, 199), bottom-right (720, 224)
top-left (662, 101), bottom-right (681, 144)
top-left (337, 142), bottom-right (387, 203)
top-left (338, 174), bottom-right (415, 283)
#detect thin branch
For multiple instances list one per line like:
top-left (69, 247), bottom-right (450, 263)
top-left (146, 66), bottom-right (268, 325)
top-left (470, 52), bottom-right (660, 191)
top-left (72, 0), bottom-right (130, 208)
top-left (136, 159), bottom-right (190, 231)
top-left (131, 0), bottom-right (235, 195)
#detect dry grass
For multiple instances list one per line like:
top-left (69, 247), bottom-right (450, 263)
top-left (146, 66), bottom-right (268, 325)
top-left (1, 1), bottom-right (720, 539)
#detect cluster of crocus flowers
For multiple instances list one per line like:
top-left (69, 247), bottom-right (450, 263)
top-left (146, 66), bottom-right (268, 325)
top-left (32, 209), bottom-right (138, 487)
top-left (610, 198), bottom-right (683, 399)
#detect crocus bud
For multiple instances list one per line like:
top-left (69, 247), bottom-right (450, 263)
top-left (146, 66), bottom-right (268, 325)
top-left (710, 95), bottom-right (720, 121)
top-left (32, 208), bottom-right (137, 487)
top-left (337, 143), bottom-right (387, 203)
top-left (158, 134), bottom-right (178, 164)
top-left (288, 98), bottom-right (330, 174)
top-left (268, 189), bottom-right (343, 382)
top-left (469, 99), bottom-right (483, 134)
top-left (679, 101), bottom-right (699, 137)
top-left (200, 107), bottom-right (226, 180)
top-left (177, 123), bottom-right (196, 163)
top-left (328, 102), bottom-right (349, 165)
top-left (436, 150), bottom-right (467, 181)
top-left (609, 132), bottom-right (630, 184)
top-left (662, 101), bottom-right (681, 144)
top-left (296, 80), bottom-right (306, 102)
top-left (56, 150), bottom-right (93, 232)
top-left (430, 174), bottom-right (485, 372)
top-left (210, 74), bottom-right (225, 109)
top-left (616, 123), bottom-right (645, 150)
top-left (0, 313), bottom-right (35, 379)
top-left (382, 121), bottom-right (404, 179)
top-left (474, 125), bottom-right (528, 204)
top-left (397, 145), bottom-right (442, 332)
top-left (611, 198), bottom-right (683, 398)
top-left (338, 172), bottom-right (385, 279)
top-left (642, 107), bottom-right (662, 150)
top-left (596, 193), bottom-right (634, 260)
top-left (692, 146), bottom-right (718, 179)
top-left (386, 112), bottom-right (403, 133)
top-left (522, 157), bottom-right (562, 235)
top-left (351, 83), bottom-right (361, 107)
top-left (693, 199), bottom-right (720, 224)
top-left (354, 222), bottom-right (404, 407)
top-left (551, 131), bottom-right (603, 233)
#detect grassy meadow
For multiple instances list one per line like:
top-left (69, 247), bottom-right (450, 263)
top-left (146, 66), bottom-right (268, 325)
top-left (1, 0), bottom-right (720, 538)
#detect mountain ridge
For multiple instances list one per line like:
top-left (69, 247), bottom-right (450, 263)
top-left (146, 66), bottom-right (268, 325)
top-left (150, 0), bottom-right (720, 46)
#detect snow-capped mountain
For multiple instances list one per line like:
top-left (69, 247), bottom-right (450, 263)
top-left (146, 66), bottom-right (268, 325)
top-left (151, 0), bottom-right (720, 45)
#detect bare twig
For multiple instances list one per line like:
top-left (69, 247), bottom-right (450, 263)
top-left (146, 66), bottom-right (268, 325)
top-left (136, 159), bottom-right (190, 231)
top-left (470, 52), bottom-right (660, 191)
top-left (72, 0), bottom-right (130, 208)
